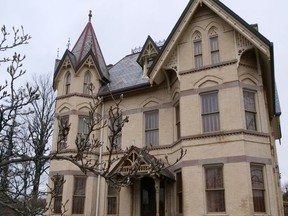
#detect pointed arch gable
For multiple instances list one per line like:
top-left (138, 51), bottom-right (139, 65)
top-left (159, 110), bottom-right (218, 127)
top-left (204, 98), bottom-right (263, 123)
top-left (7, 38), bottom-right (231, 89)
top-left (140, 97), bottom-right (161, 108)
top-left (239, 74), bottom-right (259, 86)
top-left (194, 75), bottom-right (223, 88)
top-left (57, 103), bottom-right (72, 113)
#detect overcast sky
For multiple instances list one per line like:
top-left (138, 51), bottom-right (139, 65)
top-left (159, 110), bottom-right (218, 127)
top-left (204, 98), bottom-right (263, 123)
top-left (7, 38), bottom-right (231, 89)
top-left (1, 0), bottom-right (287, 184)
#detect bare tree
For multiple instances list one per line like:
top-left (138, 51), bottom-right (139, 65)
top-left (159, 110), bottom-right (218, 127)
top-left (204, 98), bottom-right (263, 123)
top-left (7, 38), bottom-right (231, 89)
top-left (0, 25), bottom-right (186, 215)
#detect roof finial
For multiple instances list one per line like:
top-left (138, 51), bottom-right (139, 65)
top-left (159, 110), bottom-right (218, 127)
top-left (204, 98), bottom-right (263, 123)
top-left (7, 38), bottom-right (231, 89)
top-left (88, 10), bottom-right (92, 22)
top-left (57, 48), bottom-right (59, 59)
top-left (67, 38), bottom-right (71, 50)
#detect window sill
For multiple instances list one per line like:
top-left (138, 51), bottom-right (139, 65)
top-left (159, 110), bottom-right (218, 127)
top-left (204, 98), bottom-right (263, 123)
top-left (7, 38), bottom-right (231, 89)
top-left (203, 214), bottom-right (228, 216)
top-left (253, 214), bottom-right (271, 216)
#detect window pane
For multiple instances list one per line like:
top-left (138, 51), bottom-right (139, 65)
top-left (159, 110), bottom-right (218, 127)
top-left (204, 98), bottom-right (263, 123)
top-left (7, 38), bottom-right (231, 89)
top-left (245, 112), bottom-right (256, 130)
top-left (107, 197), bottom-right (117, 214)
top-left (194, 41), bottom-right (202, 55)
top-left (74, 177), bottom-right (86, 195)
top-left (176, 172), bottom-right (183, 213)
top-left (195, 55), bottom-right (203, 68)
top-left (253, 190), bottom-right (266, 212)
top-left (244, 91), bottom-right (256, 112)
top-left (78, 116), bottom-right (89, 136)
top-left (210, 37), bottom-right (219, 51)
top-left (175, 105), bottom-right (180, 139)
top-left (211, 51), bottom-right (220, 64)
top-left (146, 130), bottom-right (158, 146)
top-left (205, 166), bottom-right (223, 189)
top-left (72, 197), bottom-right (85, 214)
top-left (206, 190), bottom-right (225, 212)
top-left (202, 93), bottom-right (218, 114)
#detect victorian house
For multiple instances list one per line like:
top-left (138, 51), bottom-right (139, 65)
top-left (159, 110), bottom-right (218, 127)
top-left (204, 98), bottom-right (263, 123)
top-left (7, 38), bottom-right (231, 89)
top-left (47, 0), bottom-right (283, 215)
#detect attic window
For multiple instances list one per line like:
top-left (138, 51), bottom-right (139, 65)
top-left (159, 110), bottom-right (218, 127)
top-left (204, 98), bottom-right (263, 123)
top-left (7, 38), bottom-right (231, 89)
top-left (65, 72), bottom-right (71, 95)
top-left (193, 31), bottom-right (203, 68)
top-left (209, 27), bottom-right (220, 65)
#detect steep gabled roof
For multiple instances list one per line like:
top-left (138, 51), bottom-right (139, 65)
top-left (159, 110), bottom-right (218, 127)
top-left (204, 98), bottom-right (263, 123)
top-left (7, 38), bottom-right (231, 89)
top-left (136, 35), bottom-right (160, 67)
top-left (71, 11), bottom-right (109, 80)
top-left (148, 0), bottom-right (277, 116)
top-left (108, 145), bottom-right (175, 180)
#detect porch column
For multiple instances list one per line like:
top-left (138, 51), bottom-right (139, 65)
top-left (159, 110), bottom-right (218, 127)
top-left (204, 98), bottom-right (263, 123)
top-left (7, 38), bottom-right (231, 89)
top-left (154, 177), bottom-right (160, 216)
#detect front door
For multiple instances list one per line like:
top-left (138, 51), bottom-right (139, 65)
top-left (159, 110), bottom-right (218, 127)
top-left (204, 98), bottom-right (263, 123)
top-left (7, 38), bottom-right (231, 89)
top-left (140, 177), bottom-right (166, 216)
top-left (141, 177), bottom-right (156, 216)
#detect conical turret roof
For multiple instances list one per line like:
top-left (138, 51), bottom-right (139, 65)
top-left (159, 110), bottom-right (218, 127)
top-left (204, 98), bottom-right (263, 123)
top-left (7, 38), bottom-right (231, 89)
top-left (71, 10), bottom-right (109, 80)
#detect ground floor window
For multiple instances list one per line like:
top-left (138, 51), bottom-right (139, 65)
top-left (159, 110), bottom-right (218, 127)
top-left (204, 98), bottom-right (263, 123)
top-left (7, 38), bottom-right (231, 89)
top-left (250, 164), bottom-right (266, 212)
top-left (204, 164), bottom-right (225, 212)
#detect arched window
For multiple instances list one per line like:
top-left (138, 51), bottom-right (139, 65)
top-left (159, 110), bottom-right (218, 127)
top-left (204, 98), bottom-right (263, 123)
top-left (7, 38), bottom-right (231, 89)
top-left (65, 72), bottom-right (71, 95)
top-left (193, 31), bottom-right (203, 68)
top-left (83, 71), bottom-right (91, 94)
top-left (209, 27), bottom-right (220, 65)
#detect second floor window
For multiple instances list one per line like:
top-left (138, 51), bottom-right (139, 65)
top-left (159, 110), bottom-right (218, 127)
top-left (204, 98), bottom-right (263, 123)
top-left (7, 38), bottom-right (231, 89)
top-left (145, 110), bottom-right (159, 146)
top-left (201, 92), bottom-right (220, 132)
top-left (109, 115), bottom-right (122, 148)
top-left (78, 116), bottom-right (90, 140)
top-left (58, 116), bottom-right (69, 150)
top-left (65, 72), bottom-right (71, 95)
top-left (205, 165), bottom-right (225, 213)
top-left (83, 71), bottom-right (91, 94)
top-left (243, 90), bottom-right (257, 130)
top-left (72, 176), bottom-right (86, 214)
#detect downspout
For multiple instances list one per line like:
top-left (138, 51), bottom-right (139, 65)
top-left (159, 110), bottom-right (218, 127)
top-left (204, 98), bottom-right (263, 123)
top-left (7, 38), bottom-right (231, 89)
top-left (96, 101), bottom-right (104, 216)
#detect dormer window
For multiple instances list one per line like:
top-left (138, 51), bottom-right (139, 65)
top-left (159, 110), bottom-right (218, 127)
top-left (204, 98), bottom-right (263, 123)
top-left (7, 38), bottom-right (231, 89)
top-left (209, 27), bottom-right (220, 65)
top-left (193, 31), bottom-right (203, 68)
top-left (65, 72), bottom-right (71, 95)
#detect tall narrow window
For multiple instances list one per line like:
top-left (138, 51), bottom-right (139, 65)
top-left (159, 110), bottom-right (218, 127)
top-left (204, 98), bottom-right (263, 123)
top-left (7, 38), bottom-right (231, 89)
top-left (53, 175), bottom-right (64, 214)
top-left (209, 28), bottom-right (220, 65)
top-left (109, 115), bottom-right (122, 149)
top-left (201, 92), bottom-right (220, 132)
top-left (243, 90), bottom-right (257, 130)
top-left (205, 165), bottom-right (225, 212)
top-left (251, 164), bottom-right (266, 212)
top-left (72, 176), bottom-right (86, 214)
top-left (193, 31), bottom-right (203, 68)
top-left (210, 36), bottom-right (220, 64)
top-left (107, 185), bottom-right (118, 215)
top-left (145, 110), bottom-right (159, 146)
top-left (78, 116), bottom-right (90, 140)
top-left (83, 71), bottom-right (91, 94)
top-left (58, 116), bottom-right (69, 150)
top-left (175, 104), bottom-right (181, 140)
top-left (65, 72), bottom-right (71, 95)
top-left (176, 171), bottom-right (183, 214)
